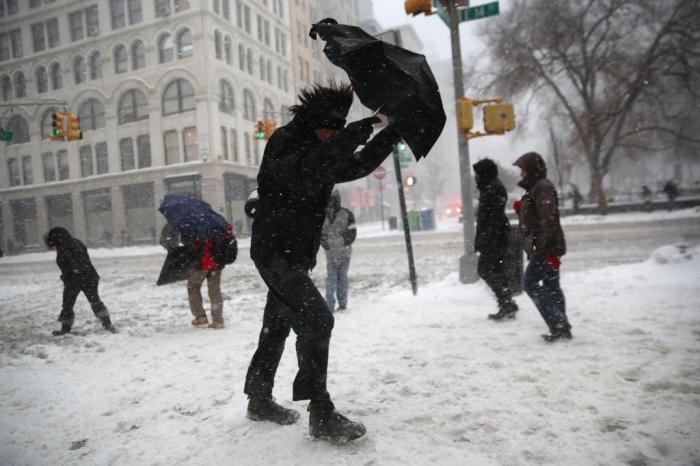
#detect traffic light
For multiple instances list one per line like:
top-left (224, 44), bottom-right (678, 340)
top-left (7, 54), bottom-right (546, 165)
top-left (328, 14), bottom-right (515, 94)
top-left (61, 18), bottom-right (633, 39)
top-left (66, 112), bottom-right (82, 141)
top-left (254, 120), bottom-right (265, 140)
top-left (50, 111), bottom-right (66, 141)
top-left (405, 175), bottom-right (417, 187)
top-left (397, 140), bottom-right (407, 151)
top-left (457, 98), bottom-right (474, 132)
top-left (483, 103), bottom-right (515, 133)
top-left (405, 0), bottom-right (431, 16)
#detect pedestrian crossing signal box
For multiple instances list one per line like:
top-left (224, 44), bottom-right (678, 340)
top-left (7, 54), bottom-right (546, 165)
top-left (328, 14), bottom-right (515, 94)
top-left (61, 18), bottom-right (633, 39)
top-left (404, 0), bottom-right (432, 16)
top-left (457, 98), bottom-right (474, 132)
top-left (483, 103), bottom-right (515, 133)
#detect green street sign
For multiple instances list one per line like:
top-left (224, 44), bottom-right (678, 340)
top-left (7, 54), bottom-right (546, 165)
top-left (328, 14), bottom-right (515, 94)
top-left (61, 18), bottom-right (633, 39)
top-left (0, 130), bottom-right (13, 142)
top-left (400, 154), bottom-right (412, 169)
top-left (436, 2), bottom-right (500, 28)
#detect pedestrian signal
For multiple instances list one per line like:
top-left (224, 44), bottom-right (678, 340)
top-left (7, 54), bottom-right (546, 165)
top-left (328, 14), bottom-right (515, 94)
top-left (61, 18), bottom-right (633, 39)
top-left (405, 175), bottom-right (417, 187)
top-left (254, 121), bottom-right (265, 140)
top-left (50, 112), bottom-right (66, 141)
top-left (483, 103), bottom-right (515, 133)
top-left (405, 0), bottom-right (431, 16)
top-left (397, 141), bottom-right (407, 151)
top-left (66, 112), bottom-right (83, 141)
top-left (457, 98), bottom-right (474, 132)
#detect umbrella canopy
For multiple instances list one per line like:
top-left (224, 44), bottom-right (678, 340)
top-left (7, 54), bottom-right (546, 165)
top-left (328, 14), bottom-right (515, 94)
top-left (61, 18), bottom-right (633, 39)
top-left (158, 194), bottom-right (228, 242)
top-left (309, 20), bottom-right (446, 160)
top-left (157, 245), bottom-right (193, 286)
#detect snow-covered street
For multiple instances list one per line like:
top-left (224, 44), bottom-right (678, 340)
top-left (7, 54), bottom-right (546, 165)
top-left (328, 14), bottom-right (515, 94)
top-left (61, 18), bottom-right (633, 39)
top-left (1, 210), bottom-right (699, 465)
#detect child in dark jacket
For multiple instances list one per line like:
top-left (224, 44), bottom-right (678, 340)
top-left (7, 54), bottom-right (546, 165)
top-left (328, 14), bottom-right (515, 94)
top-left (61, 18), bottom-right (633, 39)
top-left (44, 227), bottom-right (117, 335)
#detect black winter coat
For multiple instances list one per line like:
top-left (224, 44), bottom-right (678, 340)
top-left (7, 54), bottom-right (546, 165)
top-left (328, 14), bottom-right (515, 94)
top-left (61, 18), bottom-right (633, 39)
top-left (251, 118), bottom-right (400, 270)
top-left (45, 227), bottom-right (99, 286)
top-left (474, 160), bottom-right (510, 254)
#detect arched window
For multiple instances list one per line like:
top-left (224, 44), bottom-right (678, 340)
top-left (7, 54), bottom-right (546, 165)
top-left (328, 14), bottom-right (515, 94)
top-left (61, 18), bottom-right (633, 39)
top-left (50, 63), bottom-right (62, 90)
top-left (159, 33), bottom-right (173, 63)
top-left (14, 72), bottom-right (26, 98)
top-left (263, 98), bottom-right (274, 119)
top-left (214, 31), bottom-right (222, 60)
top-left (243, 89), bottom-right (256, 121)
top-left (41, 108), bottom-right (58, 139)
top-left (7, 115), bottom-right (30, 145)
top-left (35, 66), bottom-right (48, 94)
top-left (238, 43), bottom-right (245, 70)
top-left (162, 79), bottom-right (195, 116)
top-left (118, 89), bottom-right (149, 124)
top-left (131, 40), bottom-right (145, 70)
top-left (73, 57), bottom-right (86, 84)
top-left (176, 29), bottom-right (192, 59)
top-left (2, 75), bottom-right (12, 101)
top-left (246, 48), bottom-right (253, 74)
top-left (267, 59), bottom-right (272, 84)
top-left (89, 51), bottom-right (102, 80)
top-left (78, 98), bottom-right (106, 131)
top-left (224, 36), bottom-right (232, 64)
top-left (114, 45), bottom-right (128, 74)
top-left (218, 80), bottom-right (234, 114)
top-left (259, 56), bottom-right (265, 80)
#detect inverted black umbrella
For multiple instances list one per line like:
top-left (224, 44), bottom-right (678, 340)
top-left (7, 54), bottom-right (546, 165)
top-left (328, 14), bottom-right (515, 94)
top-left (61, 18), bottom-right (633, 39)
top-left (156, 245), bottom-right (193, 286)
top-left (309, 19), bottom-right (446, 160)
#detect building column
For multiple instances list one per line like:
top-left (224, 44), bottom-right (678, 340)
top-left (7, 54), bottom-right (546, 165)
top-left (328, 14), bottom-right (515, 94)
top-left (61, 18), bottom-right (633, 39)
top-left (72, 191), bottom-right (88, 241)
top-left (150, 101), bottom-right (165, 167)
top-left (111, 186), bottom-right (127, 245)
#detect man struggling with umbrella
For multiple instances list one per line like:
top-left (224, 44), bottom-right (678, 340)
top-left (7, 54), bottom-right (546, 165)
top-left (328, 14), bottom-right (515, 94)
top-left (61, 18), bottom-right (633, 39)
top-left (244, 81), bottom-right (400, 443)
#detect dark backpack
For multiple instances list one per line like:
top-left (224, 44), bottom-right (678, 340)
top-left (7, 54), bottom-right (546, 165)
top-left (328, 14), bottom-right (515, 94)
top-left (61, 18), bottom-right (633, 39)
top-left (211, 233), bottom-right (238, 265)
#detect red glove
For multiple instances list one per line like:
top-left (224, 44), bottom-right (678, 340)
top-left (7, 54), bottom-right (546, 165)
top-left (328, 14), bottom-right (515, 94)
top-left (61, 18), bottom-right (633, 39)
top-left (548, 256), bottom-right (561, 270)
top-left (513, 200), bottom-right (522, 214)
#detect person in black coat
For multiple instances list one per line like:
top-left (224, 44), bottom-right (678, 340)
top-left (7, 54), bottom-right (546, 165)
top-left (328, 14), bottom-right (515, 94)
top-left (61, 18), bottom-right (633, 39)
top-left (44, 227), bottom-right (117, 335)
top-left (244, 81), bottom-right (400, 443)
top-left (473, 158), bottom-right (519, 320)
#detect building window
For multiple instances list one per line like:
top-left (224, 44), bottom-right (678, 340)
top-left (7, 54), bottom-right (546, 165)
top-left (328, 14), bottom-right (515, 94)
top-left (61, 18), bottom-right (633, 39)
top-left (47, 18), bottom-right (59, 48)
top-left (11, 198), bottom-right (39, 247)
top-left (14, 71), bottom-right (25, 98)
top-left (120, 137), bottom-right (135, 171)
top-left (165, 175), bottom-right (201, 197)
top-left (263, 98), bottom-right (274, 119)
top-left (50, 63), bottom-right (62, 89)
top-left (41, 109), bottom-right (55, 139)
top-left (259, 56), bottom-right (265, 80)
top-left (230, 129), bottom-right (238, 162)
top-left (164, 129), bottom-right (179, 165)
top-left (182, 126), bottom-right (198, 162)
top-left (78, 98), bottom-right (106, 131)
top-left (257, 15), bottom-right (263, 42)
top-left (95, 142), bottom-right (109, 174)
top-left (22, 156), bottom-right (33, 185)
top-left (280, 105), bottom-right (289, 124)
top-left (243, 5), bottom-right (251, 33)
top-left (177, 29), bottom-right (192, 59)
top-left (7, 114), bottom-right (29, 145)
top-left (137, 134), bottom-right (151, 167)
top-left (214, 31), bottom-right (222, 60)
top-left (220, 126), bottom-right (228, 161)
top-left (159, 34), bottom-right (173, 63)
top-left (114, 45), bottom-right (128, 73)
top-left (155, 0), bottom-right (170, 17)
top-left (6, 0), bottom-right (19, 14)
top-left (224, 36), bottom-right (233, 64)
top-left (243, 89), bottom-right (255, 121)
top-left (264, 20), bottom-right (270, 46)
top-left (57, 150), bottom-right (69, 180)
top-left (9, 28), bottom-right (22, 58)
top-left (0, 34), bottom-right (8, 61)
top-left (162, 79), bottom-right (195, 116)
top-left (244, 132), bottom-right (251, 165)
top-left (219, 80), bottom-right (235, 114)
top-left (222, 0), bottom-right (230, 20)
top-left (118, 89), bottom-right (149, 124)
top-left (69, 11), bottom-right (84, 41)
top-left (36, 66), bottom-right (48, 93)
top-left (175, 0), bottom-right (190, 12)
top-left (131, 40), bottom-right (145, 69)
top-left (32, 23), bottom-right (46, 52)
top-left (86, 5), bottom-right (100, 37)
top-left (42, 152), bottom-right (56, 182)
top-left (1, 75), bottom-right (11, 101)
top-left (80, 145), bottom-right (94, 177)
top-left (238, 43), bottom-right (245, 70)
top-left (267, 60), bottom-right (272, 84)
top-left (8, 158), bottom-right (21, 186)
top-left (89, 51), bottom-right (102, 80)
top-left (128, 0), bottom-right (143, 24)
top-left (246, 48), bottom-right (253, 74)
top-left (213, 0), bottom-right (219, 13)
top-left (110, 0), bottom-right (126, 30)
top-left (73, 56), bottom-right (86, 84)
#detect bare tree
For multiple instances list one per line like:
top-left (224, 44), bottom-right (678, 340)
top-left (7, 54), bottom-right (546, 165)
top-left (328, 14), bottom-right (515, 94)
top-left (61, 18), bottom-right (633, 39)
top-left (477, 0), bottom-right (700, 212)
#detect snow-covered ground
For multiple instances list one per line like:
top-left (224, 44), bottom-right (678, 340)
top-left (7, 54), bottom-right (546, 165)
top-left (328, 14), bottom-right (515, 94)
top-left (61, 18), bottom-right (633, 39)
top-left (1, 227), bottom-right (699, 465)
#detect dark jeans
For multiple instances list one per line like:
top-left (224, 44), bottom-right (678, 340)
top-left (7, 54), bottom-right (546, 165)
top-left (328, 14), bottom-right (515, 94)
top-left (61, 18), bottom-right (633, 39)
top-left (523, 259), bottom-right (570, 332)
top-left (60, 278), bottom-right (109, 327)
top-left (325, 254), bottom-right (351, 309)
top-left (245, 257), bottom-right (334, 401)
top-left (477, 250), bottom-right (514, 308)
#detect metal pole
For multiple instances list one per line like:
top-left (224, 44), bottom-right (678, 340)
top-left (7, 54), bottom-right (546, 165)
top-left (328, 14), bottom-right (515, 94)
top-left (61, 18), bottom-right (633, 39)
top-left (379, 178), bottom-right (385, 230)
top-left (393, 146), bottom-right (418, 295)
top-left (445, 0), bottom-right (479, 284)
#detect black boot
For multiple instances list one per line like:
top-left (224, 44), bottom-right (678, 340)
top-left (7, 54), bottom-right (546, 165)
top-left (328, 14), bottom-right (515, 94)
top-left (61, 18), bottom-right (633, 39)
top-left (52, 323), bottom-right (72, 336)
top-left (247, 396), bottom-right (300, 425)
top-left (308, 400), bottom-right (366, 444)
top-left (542, 327), bottom-right (573, 342)
top-left (101, 316), bottom-right (118, 333)
top-left (488, 301), bottom-right (518, 321)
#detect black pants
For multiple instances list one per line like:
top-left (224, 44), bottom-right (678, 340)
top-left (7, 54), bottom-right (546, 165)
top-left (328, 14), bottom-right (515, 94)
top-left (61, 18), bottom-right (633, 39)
top-left (477, 251), bottom-right (514, 307)
top-left (60, 278), bottom-right (109, 327)
top-left (245, 257), bottom-right (334, 401)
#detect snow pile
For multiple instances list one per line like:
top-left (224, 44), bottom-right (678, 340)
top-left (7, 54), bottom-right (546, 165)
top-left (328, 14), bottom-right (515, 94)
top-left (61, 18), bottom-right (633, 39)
top-left (650, 244), bottom-right (696, 265)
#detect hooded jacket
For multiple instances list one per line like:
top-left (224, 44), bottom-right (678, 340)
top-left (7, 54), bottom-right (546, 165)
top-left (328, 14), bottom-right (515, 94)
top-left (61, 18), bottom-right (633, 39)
top-left (251, 117), bottom-right (400, 270)
top-left (513, 152), bottom-right (566, 259)
top-left (44, 227), bottom-right (99, 284)
top-left (473, 158), bottom-right (510, 254)
top-left (321, 190), bottom-right (357, 263)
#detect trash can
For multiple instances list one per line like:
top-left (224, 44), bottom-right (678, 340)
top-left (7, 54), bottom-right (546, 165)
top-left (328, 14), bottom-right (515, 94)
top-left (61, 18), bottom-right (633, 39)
top-left (419, 208), bottom-right (436, 230)
top-left (407, 210), bottom-right (421, 231)
top-left (388, 216), bottom-right (398, 230)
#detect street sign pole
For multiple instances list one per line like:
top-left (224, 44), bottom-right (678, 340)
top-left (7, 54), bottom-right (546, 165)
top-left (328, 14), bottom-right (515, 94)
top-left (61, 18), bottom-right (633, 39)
top-left (379, 178), bottom-right (385, 230)
top-left (393, 146), bottom-right (418, 295)
top-left (443, 0), bottom-right (479, 284)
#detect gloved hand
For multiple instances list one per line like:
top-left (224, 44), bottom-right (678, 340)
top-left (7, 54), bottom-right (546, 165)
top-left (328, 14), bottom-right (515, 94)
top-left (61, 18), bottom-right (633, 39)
top-left (342, 117), bottom-right (381, 145)
top-left (547, 256), bottom-right (561, 270)
top-left (513, 200), bottom-right (522, 214)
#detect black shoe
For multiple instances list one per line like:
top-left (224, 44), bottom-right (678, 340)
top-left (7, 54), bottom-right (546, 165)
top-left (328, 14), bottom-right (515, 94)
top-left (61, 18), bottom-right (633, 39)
top-left (52, 325), bottom-right (72, 336)
top-left (101, 318), bottom-right (118, 333)
top-left (337, 305), bottom-right (347, 311)
top-left (542, 328), bottom-right (573, 342)
top-left (247, 397), bottom-right (300, 425)
top-left (308, 400), bottom-right (366, 444)
top-left (488, 309), bottom-right (517, 321)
